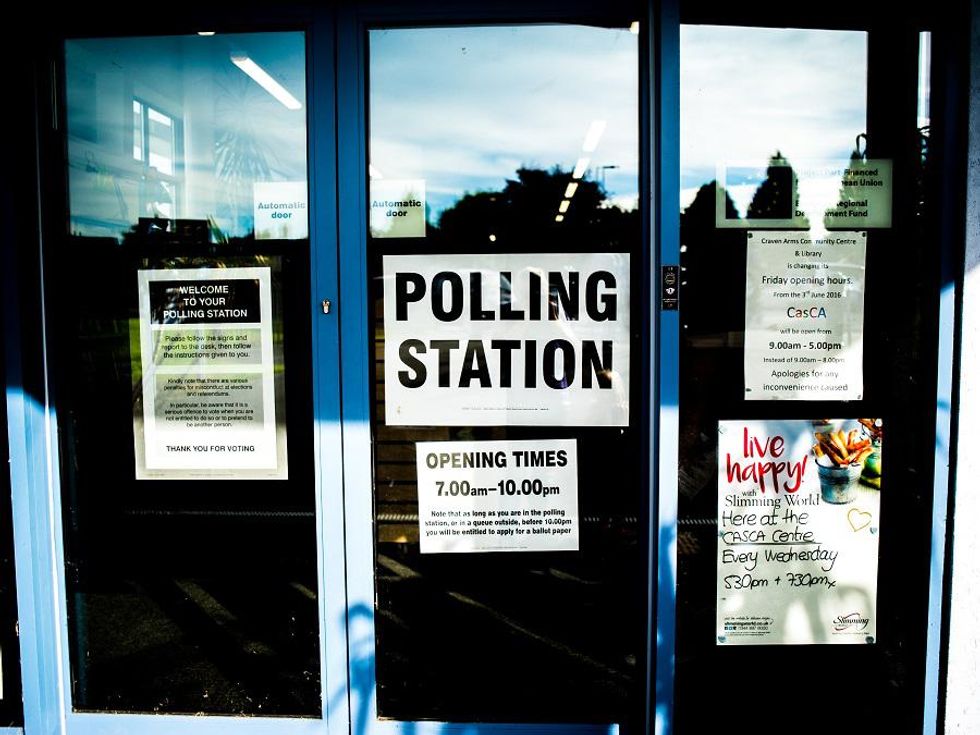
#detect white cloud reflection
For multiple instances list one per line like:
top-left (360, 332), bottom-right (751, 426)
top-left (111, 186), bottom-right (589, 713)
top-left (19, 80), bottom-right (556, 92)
top-left (681, 25), bottom-right (868, 206)
top-left (369, 25), bottom-right (639, 220)
top-left (371, 24), bottom-right (868, 223)
top-left (66, 25), bottom-right (871, 239)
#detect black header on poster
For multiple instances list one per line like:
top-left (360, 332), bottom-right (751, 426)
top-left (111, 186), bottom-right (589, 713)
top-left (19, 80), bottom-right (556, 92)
top-left (149, 279), bottom-right (261, 325)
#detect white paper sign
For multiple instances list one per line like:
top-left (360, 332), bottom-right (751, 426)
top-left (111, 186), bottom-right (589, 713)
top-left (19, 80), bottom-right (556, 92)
top-left (253, 181), bottom-right (308, 240)
top-left (416, 439), bottom-right (579, 553)
top-left (716, 158), bottom-right (892, 229)
top-left (804, 160), bottom-right (892, 228)
top-left (370, 179), bottom-right (426, 238)
top-left (135, 267), bottom-right (284, 479)
top-left (383, 253), bottom-right (631, 426)
top-left (744, 231), bottom-right (866, 400)
top-left (717, 419), bottom-right (882, 645)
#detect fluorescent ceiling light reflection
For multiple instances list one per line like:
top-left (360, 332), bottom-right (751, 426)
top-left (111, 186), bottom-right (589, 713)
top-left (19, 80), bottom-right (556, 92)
top-left (558, 200), bottom-right (571, 214)
top-left (629, 21), bottom-right (640, 35)
top-left (198, 31), bottom-right (216, 36)
top-left (582, 120), bottom-right (607, 152)
top-left (564, 182), bottom-right (579, 198)
top-left (555, 215), bottom-right (565, 222)
top-left (231, 55), bottom-right (302, 110)
top-left (572, 157), bottom-right (590, 179)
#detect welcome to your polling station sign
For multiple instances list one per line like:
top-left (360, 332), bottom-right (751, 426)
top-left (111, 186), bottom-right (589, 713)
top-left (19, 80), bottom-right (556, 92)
top-left (134, 266), bottom-right (285, 480)
top-left (383, 253), bottom-right (631, 426)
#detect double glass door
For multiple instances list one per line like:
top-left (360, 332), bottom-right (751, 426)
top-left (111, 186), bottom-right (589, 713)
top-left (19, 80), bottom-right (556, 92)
top-left (37, 4), bottom-right (649, 734)
top-left (17, 2), bottom-right (949, 735)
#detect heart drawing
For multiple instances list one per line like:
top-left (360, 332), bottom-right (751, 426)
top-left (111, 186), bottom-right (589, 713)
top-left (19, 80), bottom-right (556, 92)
top-left (848, 508), bottom-right (873, 532)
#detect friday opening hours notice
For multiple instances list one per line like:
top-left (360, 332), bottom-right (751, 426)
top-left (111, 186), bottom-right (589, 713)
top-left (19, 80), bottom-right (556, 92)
top-left (744, 230), bottom-right (866, 401)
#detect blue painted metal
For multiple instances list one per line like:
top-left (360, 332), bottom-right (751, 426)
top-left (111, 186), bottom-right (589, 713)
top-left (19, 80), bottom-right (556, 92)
top-left (641, 1), bottom-right (656, 733)
top-left (923, 23), bottom-right (967, 733)
top-left (4, 390), bottom-right (62, 735)
top-left (654, 1), bottom-right (680, 734)
top-left (924, 281), bottom-right (955, 735)
top-left (334, 10), bottom-right (381, 735)
top-left (308, 11), bottom-right (351, 735)
top-left (4, 98), bottom-right (68, 734)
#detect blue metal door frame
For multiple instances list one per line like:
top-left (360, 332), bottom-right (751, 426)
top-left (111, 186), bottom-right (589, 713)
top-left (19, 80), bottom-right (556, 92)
top-left (651, 2), bottom-right (678, 733)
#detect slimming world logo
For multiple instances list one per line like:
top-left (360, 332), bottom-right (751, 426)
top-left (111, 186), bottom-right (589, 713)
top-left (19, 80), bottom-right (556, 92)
top-left (833, 612), bottom-right (870, 632)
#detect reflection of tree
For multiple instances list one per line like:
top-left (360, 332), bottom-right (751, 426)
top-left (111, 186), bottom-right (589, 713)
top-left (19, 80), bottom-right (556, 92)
top-left (822, 148), bottom-right (864, 230)
top-left (119, 216), bottom-right (257, 247)
top-left (430, 166), bottom-right (637, 248)
top-left (747, 151), bottom-right (808, 227)
top-left (686, 180), bottom-right (739, 226)
top-left (215, 126), bottom-right (272, 182)
top-left (679, 181), bottom-right (744, 335)
top-left (213, 76), bottom-right (277, 235)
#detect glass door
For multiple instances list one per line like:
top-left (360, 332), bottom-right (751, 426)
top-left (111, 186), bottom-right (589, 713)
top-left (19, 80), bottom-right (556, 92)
top-left (336, 4), bottom-right (652, 734)
top-left (666, 8), bottom-right (947, 734)
top-left (18, 10), bottom-right (349, 734)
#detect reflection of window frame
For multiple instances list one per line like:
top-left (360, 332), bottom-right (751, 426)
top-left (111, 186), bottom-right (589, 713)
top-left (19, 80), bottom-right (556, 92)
top-left (132, 97), bottom-right (182, 219)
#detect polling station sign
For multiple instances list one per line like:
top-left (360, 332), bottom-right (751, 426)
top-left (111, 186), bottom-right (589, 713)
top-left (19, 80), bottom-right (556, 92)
top-left (383, 253), bottom-right (631, 426)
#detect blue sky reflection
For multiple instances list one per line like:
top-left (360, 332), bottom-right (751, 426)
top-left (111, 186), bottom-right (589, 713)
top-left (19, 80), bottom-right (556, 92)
top-left (680, 25), bottom-right (868, 212)
top-left (369, 25), bottom-right (639, 222)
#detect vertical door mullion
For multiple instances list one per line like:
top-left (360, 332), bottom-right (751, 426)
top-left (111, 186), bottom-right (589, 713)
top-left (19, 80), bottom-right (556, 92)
top-left (334, 7), bottom-right (378, 735)
top-left (309, 7), bottom-right (352, 735)
top-left (653, 0), bottom-right (680, 733)
top-left (7, 47), bottom-right (74, 735)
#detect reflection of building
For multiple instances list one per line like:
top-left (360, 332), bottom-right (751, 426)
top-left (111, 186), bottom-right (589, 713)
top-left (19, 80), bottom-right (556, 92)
top-left (2, 2), bottom-right (980, 735)
top-left (67, 34), bottom-right (309, 242)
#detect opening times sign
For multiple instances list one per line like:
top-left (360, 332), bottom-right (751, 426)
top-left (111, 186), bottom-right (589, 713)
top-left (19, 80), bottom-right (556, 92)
top-left (383, 253), bottom-right (631, 426)
top-left (717, 419), bottom-right (882, 645)
top-left (416, 439), bottom-right (579, 553)
top-left (135, 267), bottom-right (284, 479)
